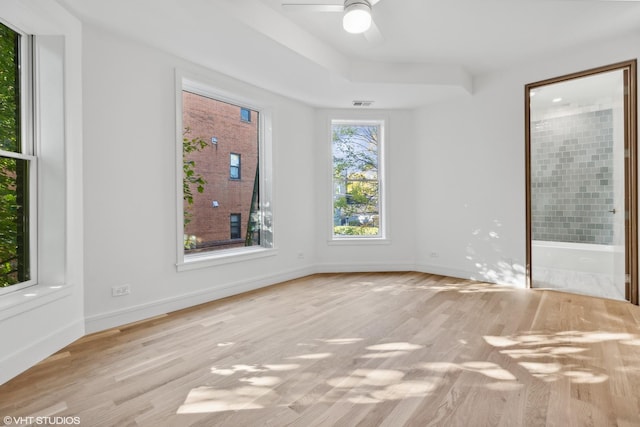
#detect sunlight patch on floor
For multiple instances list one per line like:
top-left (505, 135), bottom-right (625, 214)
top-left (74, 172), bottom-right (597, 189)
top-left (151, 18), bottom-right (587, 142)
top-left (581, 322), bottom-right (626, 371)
top-left (480, 330), bottom-right (631, 384)
top-left (177, 386), bottom-right (270, 414)
top-left (287, 352), bottom-right (333, 360)
top-left (239, 376), bottom-right (282, 387)
top-left (366, 342), bottom-right (423, 351)
top-left (320, 338), bottom-right (364, 345)
top-left (211, 364), bottom-right (268, 375)
top-left (519, 362), bottom-right (563, 375)
top-left (359, 350), bottom-right (410, 359)
top-left (326, 370), bottom-right (442, 404)
top-left (177, 338), bottom-right (438, 415)
top-left (370, 380), bottom-right (440, 401)
top-left (563, 370), bottom-right (608, 384)
top-left (419, 361), bottom-right (518, 384)
top-left (263, 364), bottom-right (300, 371)
top-left (461, 362), bottom-right (517, 381)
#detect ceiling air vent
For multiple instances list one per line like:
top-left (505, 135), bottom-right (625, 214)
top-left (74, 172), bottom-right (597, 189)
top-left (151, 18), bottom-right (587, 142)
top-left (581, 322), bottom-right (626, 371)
top-left (352, 100), bottom-right (374, 107)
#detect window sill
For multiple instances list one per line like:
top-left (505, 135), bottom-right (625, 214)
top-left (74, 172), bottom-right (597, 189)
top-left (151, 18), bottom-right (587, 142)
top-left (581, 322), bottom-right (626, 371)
top-left (177, 246), bottom-right (278, 271)
top-left (0, 283), bottom-right (73, 322)
top-left (327, 238), bottom-right (391, 246)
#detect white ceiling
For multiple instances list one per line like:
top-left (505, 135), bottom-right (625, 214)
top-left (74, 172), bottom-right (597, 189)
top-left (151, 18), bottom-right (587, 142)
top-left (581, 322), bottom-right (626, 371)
top-left (57, 0), bottom-right (640, 109)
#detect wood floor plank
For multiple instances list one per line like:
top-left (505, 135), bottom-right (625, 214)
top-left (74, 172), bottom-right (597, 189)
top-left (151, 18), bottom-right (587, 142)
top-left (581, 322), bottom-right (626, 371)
top-left (1, 272), bottom-right (640, 426)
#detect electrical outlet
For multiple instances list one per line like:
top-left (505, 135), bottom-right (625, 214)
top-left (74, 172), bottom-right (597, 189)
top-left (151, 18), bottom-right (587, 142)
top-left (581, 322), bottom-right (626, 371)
top-left (112, 284), bottom-right (130, 297)
top-left (297, 252), bottom-right (305, 259)
top-left (430, 252), bottom-right (439, 258)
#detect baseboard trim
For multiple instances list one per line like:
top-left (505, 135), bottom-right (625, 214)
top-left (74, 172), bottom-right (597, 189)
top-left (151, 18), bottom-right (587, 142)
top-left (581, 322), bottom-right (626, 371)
top-left (84, 266), bottom-right (316, 334)
top-left (314, 262), bottom-right (417, 273)
top-left (0, 319), bottom-right (84, 385)
top-left (415, 263), bottom-right (526, 287)
top-left (414, 263), bottom-right (476, 281)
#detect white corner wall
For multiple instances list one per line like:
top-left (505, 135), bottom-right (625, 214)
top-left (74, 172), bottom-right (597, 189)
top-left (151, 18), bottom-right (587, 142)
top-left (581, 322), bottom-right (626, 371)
top-left (414, 32), bottom-right (640, 287)
top-left (82, 25), bottom-right (317, 333)
top-left (0, 0), bottom-right (84, 385)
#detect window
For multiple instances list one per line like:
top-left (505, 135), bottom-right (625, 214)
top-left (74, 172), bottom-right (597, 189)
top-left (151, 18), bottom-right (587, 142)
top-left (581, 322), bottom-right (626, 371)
top-left (240, 108), bottom-right (251, 123)
top-left (0, 22), bottom-right (36, 292)
top-left (230, 153), bottom-right (240, 180)
top-left (230, 214), bottom-right (241, 239)
top-left (179, 77), bottom-right (272, 265)
top-left (332, 120), bottom-right (384, 239)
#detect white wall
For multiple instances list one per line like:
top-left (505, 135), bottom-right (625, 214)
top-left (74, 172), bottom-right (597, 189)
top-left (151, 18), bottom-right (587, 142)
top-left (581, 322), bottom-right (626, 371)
top-left (82, 25), bottom-right (317, 332)
top-left (314, 109), bottom-right (418, 272)
top-left (0, 0), bottom-right (84, 384)
top-left (414, 32), bottom-right (640, 287)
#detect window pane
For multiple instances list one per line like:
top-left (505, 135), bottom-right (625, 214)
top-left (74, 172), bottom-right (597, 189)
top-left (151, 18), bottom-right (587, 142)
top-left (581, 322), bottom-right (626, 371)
top-left (240, 108), bottom-right (251, 122)
top-left (332, 123), bottom-right (381, 237)
top-left (0, 156), bottom-right (30, 287)
top-left (0, 23), bottom-right (21, 153)
top-left (183, 91), bottom-right (260, 254)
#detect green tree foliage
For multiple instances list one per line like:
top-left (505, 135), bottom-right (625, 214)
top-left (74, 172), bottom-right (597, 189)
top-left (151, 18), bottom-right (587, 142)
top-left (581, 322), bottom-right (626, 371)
top-left (0, 24), bottom-right (22, 287)
top-left (0, 24), bottom-right (18, 153)
top-left (183, 128), bottom-right (208, 227)
top-left (333, 125), bottom-right (378, 178)
top-left (332, 124), bottom-right (379, 233)
top-left (333, 226), bottom-right (379, 236)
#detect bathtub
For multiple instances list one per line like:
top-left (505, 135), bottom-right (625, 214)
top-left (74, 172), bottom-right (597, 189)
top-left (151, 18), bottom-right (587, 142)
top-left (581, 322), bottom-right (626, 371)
top-left (532, 240), bottom-right (623, 275)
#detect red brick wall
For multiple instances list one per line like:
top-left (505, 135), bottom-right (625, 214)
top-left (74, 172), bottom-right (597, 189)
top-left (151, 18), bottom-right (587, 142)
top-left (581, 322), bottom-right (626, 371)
top-left (182, 91), bottom-right (258, 250)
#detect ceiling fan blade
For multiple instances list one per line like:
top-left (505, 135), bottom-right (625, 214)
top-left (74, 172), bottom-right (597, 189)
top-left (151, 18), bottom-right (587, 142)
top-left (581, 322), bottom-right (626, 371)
top-left (282, 4), bottom-right (344, 12)
top-left (364, 20), bottom-right (383, 44)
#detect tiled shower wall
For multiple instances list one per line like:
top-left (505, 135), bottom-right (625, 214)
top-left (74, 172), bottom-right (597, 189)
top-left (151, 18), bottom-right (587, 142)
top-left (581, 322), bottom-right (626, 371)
top-left (531, 109), bottom-right (614, 245)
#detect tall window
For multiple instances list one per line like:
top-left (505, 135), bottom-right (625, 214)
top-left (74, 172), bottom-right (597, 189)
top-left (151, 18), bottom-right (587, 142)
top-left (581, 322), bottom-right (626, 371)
top-left (332, 120), bottom-right (384, 238)
top-left (181, 84), bottom-right (269, 259)
top-left (230, 214), bottom-right (241, 239)
top-left (0, 22), bottom-right (35, 291)
top-left (230, 153), bottom-right (240, 180)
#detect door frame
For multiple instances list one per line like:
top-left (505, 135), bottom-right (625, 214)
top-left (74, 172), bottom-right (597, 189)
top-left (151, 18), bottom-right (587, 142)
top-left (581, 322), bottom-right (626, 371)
top-left (525, 60), bottom-right (638, 304)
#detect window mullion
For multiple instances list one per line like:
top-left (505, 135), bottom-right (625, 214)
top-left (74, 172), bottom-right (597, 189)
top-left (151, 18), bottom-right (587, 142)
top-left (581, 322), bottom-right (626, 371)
top-left (0, 151), bottom-right (36, 162)
top-left (21, 34), bottom-right (35, 157)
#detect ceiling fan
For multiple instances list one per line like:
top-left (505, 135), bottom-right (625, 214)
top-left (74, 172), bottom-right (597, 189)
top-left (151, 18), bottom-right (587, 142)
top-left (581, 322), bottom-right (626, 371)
top-left (281, 0), bottom-right (384, 43)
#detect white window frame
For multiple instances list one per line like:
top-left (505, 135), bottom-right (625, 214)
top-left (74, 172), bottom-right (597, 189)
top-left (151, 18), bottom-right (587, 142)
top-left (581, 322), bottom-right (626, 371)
top-left (175, 70), bottom-right (275, 271)
top-left (329, 118), bottom-right (388, 244)
top-left (0, 23), bottom-right (38, 295)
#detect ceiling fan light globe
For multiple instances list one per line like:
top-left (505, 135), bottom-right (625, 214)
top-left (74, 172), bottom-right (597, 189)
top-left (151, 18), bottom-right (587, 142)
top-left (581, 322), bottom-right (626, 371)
top-left (343, 4), bottom-right (372, 34)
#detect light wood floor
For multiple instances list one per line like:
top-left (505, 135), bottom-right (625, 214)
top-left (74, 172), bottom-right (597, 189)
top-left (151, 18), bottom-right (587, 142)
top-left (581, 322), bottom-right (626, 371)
top-left (2, 272), bottom-right (640, 426)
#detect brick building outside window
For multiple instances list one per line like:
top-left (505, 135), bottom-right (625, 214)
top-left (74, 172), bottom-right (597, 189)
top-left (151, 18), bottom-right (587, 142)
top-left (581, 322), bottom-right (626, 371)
top-left (182, 91), bottom-right (260, 253)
